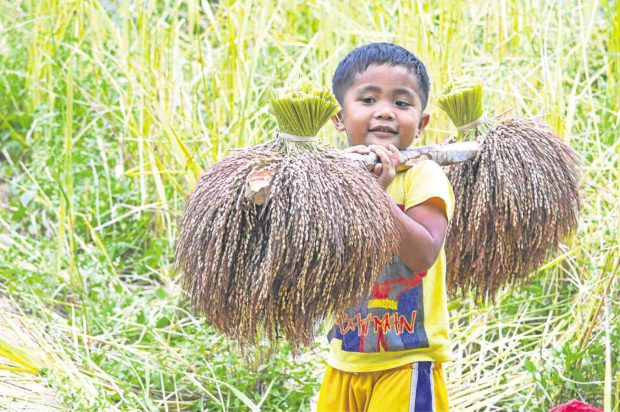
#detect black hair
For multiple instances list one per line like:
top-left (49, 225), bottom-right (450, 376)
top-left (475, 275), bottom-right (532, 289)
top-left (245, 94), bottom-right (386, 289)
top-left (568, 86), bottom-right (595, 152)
top-left (332, 43), bottom-right (430, 110)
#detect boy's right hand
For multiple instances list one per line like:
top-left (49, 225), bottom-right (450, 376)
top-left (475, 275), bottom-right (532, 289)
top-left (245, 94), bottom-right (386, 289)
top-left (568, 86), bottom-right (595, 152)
top-left (344, 144), bottom-right (400, 191)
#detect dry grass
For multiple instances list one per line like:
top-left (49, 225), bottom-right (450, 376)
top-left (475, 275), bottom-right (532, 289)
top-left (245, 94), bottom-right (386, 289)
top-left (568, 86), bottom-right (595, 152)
top-left (0, 296), bottom-right (60, 411)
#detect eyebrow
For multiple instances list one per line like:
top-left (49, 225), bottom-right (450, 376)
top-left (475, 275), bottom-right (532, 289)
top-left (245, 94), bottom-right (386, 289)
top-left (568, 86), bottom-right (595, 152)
top-left (355, 85), bottom-right (417, 100)
top-left (393, 88), bottom-right (417, 100)
top-left (355, 85), bottom-right (382, 94)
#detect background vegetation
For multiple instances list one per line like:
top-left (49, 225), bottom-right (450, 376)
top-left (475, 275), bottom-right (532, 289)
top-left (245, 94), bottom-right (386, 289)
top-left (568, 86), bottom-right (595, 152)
top-left (0, 0), bottom-right (618, 410)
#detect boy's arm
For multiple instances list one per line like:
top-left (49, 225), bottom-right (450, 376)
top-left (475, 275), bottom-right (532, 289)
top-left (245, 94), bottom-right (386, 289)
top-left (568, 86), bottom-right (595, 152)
top-left (369, 144), bottom-right (449, 273)
top-left (391, 198), bottom-right (448, 273)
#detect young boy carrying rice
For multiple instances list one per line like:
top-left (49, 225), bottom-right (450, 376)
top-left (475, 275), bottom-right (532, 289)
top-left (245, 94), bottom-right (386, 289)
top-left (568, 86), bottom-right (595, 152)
top-left (317, 43), bottom-right (454, 412)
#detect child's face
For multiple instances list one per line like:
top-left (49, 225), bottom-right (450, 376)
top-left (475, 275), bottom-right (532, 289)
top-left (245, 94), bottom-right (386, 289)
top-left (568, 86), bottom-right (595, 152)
top-left (333, 64), bottom-right (430, 149)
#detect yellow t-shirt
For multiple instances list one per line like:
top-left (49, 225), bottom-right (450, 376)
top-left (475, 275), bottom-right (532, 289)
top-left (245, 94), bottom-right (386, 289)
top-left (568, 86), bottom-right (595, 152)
top-left (326, 159), bottom-right (455, 373)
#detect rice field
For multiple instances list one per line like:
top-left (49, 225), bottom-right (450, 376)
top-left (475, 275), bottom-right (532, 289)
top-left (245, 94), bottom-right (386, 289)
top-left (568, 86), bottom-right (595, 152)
top-left (0, 0), bottom-right (618, 410)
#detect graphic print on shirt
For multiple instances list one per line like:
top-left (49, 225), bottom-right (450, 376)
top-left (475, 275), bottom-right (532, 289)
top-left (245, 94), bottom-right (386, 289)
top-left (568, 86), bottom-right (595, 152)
top-left (329, 256), bottom-right (430, 353)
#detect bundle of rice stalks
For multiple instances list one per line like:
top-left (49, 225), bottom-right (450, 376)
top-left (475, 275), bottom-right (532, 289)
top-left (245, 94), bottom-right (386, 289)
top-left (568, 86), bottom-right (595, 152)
top-left (175, 84), bottom-right (399, 349)
top-left (438, 81), bottom-right (580, 298)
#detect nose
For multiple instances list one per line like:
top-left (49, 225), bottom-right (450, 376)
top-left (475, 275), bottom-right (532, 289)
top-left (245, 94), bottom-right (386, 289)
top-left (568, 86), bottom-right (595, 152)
top-left (373, 102), bottom-right (395, 120)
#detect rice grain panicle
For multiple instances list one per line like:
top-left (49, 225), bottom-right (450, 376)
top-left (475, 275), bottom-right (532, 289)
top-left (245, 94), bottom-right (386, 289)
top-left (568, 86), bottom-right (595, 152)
top-left (175, 84), bottom-right (400, 349)
top-left (438, 81), bottom-right (580, 299)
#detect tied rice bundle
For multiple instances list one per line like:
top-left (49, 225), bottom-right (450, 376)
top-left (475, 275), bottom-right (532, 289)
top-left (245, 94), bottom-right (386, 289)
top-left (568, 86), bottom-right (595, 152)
top-left (438, 81), bottom-right (580, 298)
top-left (175, 84), bottom-right (400, 349)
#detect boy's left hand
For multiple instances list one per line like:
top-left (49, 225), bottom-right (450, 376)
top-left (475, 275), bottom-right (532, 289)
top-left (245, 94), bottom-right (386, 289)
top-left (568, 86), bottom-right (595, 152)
top-left (369, 144), bottom-right (400, 190)
top-left (343, 144), bottom-right (400, 190)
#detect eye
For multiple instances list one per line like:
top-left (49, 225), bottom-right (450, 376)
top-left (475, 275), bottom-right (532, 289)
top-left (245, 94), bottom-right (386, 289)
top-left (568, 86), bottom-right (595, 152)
top-left (359, 96), bottom-right (375, 104)
top-left (396, 100), bottom-right (412, 108)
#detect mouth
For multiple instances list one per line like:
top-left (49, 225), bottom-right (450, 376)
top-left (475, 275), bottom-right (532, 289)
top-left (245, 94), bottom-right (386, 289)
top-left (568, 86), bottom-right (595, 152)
top-left (368, 125), bottom-right (398, 137)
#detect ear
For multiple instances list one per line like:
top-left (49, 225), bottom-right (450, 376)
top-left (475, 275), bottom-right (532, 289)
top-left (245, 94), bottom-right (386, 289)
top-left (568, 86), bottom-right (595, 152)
top-left (418, 113), bottom-right (431, 134)
top-left (332, 111), bottom-right (346, 132)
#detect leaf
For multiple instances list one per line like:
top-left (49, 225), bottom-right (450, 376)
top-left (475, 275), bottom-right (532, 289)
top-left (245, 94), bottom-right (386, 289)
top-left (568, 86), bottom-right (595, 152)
top-left (523, 358), bottom-right (537, 374)
top-left (207, 377), bottom-right (260, 412)
top-left (155, 287), bottom-right (166, 300)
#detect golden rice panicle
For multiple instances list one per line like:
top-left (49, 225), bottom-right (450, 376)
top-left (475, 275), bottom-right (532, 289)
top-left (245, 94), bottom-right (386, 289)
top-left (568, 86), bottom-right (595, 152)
top-left (444, 118), bottom-right (580, 298)
top-left (175, 83), bottom-right (400, 349)
top-left (175, 144), bottom-right (399, 349)
top-left (438, 80), bottom-right (580, 299)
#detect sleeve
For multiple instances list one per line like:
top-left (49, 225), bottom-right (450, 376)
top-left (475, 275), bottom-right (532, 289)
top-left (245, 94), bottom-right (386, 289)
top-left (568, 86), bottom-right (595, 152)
top-left (402, 160), bottom-right (455, 220)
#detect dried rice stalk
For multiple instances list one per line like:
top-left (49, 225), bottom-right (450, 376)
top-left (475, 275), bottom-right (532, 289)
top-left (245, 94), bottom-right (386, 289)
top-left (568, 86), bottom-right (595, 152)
top-left (438, 81), bottom-right (580, 298)
top-left (175, 85), bottom-right (399, 349)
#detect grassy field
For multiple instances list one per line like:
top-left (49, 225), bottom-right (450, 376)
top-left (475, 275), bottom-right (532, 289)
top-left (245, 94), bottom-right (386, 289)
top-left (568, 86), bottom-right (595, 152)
top-left (0, 0), bottom-right (618, 410)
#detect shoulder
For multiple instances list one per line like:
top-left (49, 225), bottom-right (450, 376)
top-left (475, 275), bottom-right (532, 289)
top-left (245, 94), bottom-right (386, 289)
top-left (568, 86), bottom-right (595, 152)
top-left (399, 160), bottom-right (452, 196)
top-left (402, 159), bottom-right (449, 182)
top-left (400, 160), bottom-right (455, 219)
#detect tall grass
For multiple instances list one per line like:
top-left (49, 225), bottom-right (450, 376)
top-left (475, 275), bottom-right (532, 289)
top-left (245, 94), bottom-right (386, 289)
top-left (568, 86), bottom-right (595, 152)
top-left (0, 0), bottom-right (618, 410)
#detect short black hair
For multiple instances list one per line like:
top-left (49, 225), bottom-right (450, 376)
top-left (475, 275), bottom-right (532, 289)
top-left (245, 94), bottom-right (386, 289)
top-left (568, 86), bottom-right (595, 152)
top-left (332, 43), bottom-right (430, 110)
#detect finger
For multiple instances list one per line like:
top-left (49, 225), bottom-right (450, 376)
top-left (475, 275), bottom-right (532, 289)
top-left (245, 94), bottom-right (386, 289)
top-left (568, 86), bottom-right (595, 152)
top-left (370, 145), bottom-right (392, 169)
top-left (388, 144), bottom-right (401, 165)
top-left (373, 163), bottom-right (383, 176)
top-left (369, 145), bottom-right (388, 159)
top-left (344, 145), bottom-right (370, 154)
top-left (388, 144), bottom-right (400, 157)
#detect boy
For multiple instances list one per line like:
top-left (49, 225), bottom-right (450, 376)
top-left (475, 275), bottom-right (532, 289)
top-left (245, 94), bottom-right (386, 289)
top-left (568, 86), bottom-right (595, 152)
top-left (316, 43), bottom-right (454, 412)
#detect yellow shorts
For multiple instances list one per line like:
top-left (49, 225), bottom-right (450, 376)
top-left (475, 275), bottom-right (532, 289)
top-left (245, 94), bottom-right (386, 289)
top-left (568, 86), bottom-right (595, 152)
top-left (316, 362), bottom-right (449, 412)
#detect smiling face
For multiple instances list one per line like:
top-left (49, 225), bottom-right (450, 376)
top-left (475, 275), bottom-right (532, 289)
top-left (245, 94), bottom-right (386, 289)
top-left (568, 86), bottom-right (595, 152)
top-left (333, 64), bottom-right (430, 149)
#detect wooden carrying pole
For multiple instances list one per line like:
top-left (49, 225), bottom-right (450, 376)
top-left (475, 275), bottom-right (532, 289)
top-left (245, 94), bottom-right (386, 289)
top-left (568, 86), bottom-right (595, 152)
top-left (245, 140), bottom-right (481, 205)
